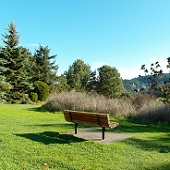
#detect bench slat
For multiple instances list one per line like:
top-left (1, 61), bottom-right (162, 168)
top-left (64, 110), bottom-right (119, 128)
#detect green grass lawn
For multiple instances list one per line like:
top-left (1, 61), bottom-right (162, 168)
top-left (0, 104), bottom-right (170, 170)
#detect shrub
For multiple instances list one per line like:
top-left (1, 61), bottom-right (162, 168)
top-left (132, 104), bottom-right (170, 124)
top-left (8, 93), bottom-right (31, 104)
top-left (34, 81), bottom-right (49, 101)
top-left (30, 92), bottom-right (38, 102)
top-left (132, 93), bottom-right (157, 111)
top-left (44, 91), bottom-right (170, 124)
top-left (44, 91), bottom-right (136, 115)
top-left (126, 93), bottom-right (170, 124)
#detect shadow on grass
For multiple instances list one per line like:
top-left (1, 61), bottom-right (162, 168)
top-left (110, 120), bottom-right (170, 153)
top-left (27, 106), bottom-right (53, 113)
top-left (27, 123), bottom-right (89, 131)
top-left (28, 123), bottom-right (73, 128)
top-left (124, 133), bottom-right (170, 153)
top-left (15, 131), bottom-right (85, 144)
top-left (150, 163), bottom-right (170, 170)
top-left (113, 120), bottom-right (170, 133)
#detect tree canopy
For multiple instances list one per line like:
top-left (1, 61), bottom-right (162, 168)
top-left (139, 59), bottom-right (170, 103)
top-left (33, 45), bottom-right (58, 92)
top-left (97, 65), bottom-right (124, 98)
top-left (64, 59), bottom-right (91, 91)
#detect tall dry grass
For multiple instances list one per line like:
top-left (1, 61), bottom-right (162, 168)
top-left (44, 91), bottom-right (136, 115)
top-left (44, 91), bottom-right (170, 124)
top-left (133, 103), bottom-right (170, 124)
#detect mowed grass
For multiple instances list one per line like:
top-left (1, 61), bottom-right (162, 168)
top-left (0, 105), bottom-right (170, 170)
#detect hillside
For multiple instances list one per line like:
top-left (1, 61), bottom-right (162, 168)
top-left (123, 73), bottom-right (170, 94)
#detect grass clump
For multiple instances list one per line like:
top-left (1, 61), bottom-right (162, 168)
top-left (133, 104), bottom-right (170, 123)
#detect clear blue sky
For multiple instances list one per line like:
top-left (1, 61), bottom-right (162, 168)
top-left (1, 0), bottom-right (170, 79)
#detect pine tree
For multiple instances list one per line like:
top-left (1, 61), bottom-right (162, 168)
top-left (97, 65), bottom-right (124, 98)
top-left (64, 59), bottom-right (91, 91)
top-left (33, 45), bottom-right (58, 92)
top-left (0, 76), bottom-right (12, 102)
top-left (87, 70), bottom-right (98, 92)
top-left (1, 21), bottom-right (33, 103)
top-left (0, 46), bottom-right (12, 101)
top-left (55, 74), bottom-right (70, 92)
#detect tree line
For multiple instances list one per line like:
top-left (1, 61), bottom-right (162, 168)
top-left (0, 21), bottom-right (124, 103)
top-left (1, 21), bottom-right (170, 104)
top-left (61, 59), bottom-right (124, 98)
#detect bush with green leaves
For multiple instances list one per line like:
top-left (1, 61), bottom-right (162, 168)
top-left (34, 81), bottom-right (49, 101)
top-left (30, 92), bottom-right (38, 102)
top-left (8, 93), bottom-right (31, 104)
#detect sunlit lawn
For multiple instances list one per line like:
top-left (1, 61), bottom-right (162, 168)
top-left (0, 104), bottom-right (170, 170)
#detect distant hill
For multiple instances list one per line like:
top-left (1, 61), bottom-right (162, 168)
top-left (123, 73), bottom-right (170, 94)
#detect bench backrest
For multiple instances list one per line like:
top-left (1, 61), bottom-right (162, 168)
top-left (64, 110), bottom-right (111, 128)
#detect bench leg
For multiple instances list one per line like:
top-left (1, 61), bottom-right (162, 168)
top-left (75, 123), bottom-right (78, 134)
top-left (102, 127), bottom-right (105, 140)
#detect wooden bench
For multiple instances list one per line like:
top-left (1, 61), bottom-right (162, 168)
top-left (64, 110), bottom-right (119, 140)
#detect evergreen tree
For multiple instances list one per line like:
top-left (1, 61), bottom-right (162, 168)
top-left (64, 59), bottom-right (91, 91)
top-left (33, 45), bottom-right (58, 92)
top-left (55, 74), bottom-right (70, 93)
top-left (97, 65), bottom-right (124, 98)
top-left (0, 76), bottom-right (12, 102)
top-left (1, 21), bottom-right (33, 103)
top-left (87, 70), bottom-right (98, 92)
